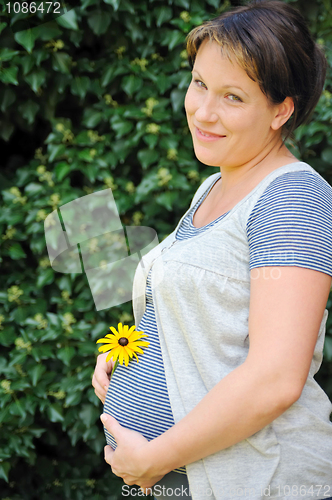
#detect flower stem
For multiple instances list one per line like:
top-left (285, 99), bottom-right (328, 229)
top-left (111, 359), bottom-right (119, 377)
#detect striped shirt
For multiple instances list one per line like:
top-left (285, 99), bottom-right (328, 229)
top-left (103, 170), bottom-right (332, 475)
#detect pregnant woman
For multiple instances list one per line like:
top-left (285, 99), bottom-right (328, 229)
top-left (92, 1), bottom-right (332, 499)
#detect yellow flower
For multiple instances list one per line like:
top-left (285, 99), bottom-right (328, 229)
top-left (180, 11), bottom-right (191, 23)
top-left (167, 148), bottom-right (178, 161)
top-left (39, 257), bottom-right (50, 268)
top-left (36, 210), bottom-right (47, 221)
top-left (104, 94), bottom-right (118, 107)
top-left (146, 123), bottom-right (160, 134)
top-left (8, 286), bottom-right (23, 303)
top-left (96, 323), bottom-right (149, 366)
top-left (2, 227), bottom-right (16, 240)
top-left (37, 165), bottom-right (46, 174)
top-left (132, 211), bottom-right (144, 225)
top-left (1, 379), bottom-right (13, 394)
top-left (115, 46), bottom-right (126, 59)
top-left (15, 337), bottom-right (32, 351)
top-left (131, 57), bottom-right (148, 71)
top-left (34, 313), bottom-right (48, 329)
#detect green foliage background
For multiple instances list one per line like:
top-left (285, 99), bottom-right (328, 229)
top-left (0, 0), bottom-right (332, 498)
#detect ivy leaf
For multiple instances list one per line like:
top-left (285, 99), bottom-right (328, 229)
top-left (47, 404), bottom-right (64, 423)
top-left (47, 143), bottom-right (66, 162)
top-left (324, 336), bottom-right (332, 361)
top-left (36, 268), bottom-right (55, 288)
top-left (82, 109), bottom-right (103, 128)
top-left (87, 11), bottom-right (111, 35)
top-left (0, 462), bottom-right (10, 483)
top-left (24, 69), bottom-right (47, 93)
top-left (9, 243), bottom-right (27, 260)
top-left (0, 66), bottom-right (19, 85)
top-left (170, 88), bottom-right (186, 113)
top-left (321, 148), bottom-right (332, 164)
top-left (155, 6), bottom-right (173, 27)
top-left (0, 88), bottom-right (16, 112)
top-left (155, 191), bottom-right (179, 211)
top-left (0, 22), bottom-right (7, 35)
top-left (18, 100), bottom-right (40, 125)
top-left (122, 75), bottom-right (143, 96)
top-left (79, 404), bottom-right (99, 428)
top-left (71, 76), bottom-right (91, 99)
top-left (55, 162), bottom-right (71, 181)
top-left (0, 48), bottom-right (20, 61)
top-left (28, 364), bottom-right (47, 387)
top-left (56, 9), bottom-right (79, 30)
top-left (52, 52), bottom-right (72, 74)
top-left (14, 29), bottom-right (37, 53)
top-left (57, 346), bottom-right (76, 366)
top-left (137, 149), bottom-right (159, 169)
top-left (103, 0), bottom-right (120, 9)
top-left (65, 391), bottom-right (82, 407)
top-left (110, 116), bottom-right (134, 137)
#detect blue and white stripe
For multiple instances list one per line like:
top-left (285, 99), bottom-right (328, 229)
top-left (103, 169), bottom-right (332, 476)
top-left (247, 171), bottom-right (332, 275)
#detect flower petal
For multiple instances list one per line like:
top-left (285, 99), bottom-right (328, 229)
top-left (132, 351), bottom-right (139, 362)
top-left (127, 332), bottom-right (148, 342)
top-left (98, 345), bottom-right (113, 353)
top-left (128, 340), bottom-right (149, 348)
top-left (109, 345), bottom-right (121, 361)
top-left (118, 348), bottom-right (124, 365)
top-left (117, 323), bottom-right (123, 335)
top-left (127, 325), bottom-right (136, 337)
top-left (123, 349), bottom-right (131, 366)
top-left (96, 338), bottom-right (116, 344)
top-left (110, 326), bottom-right (120, 337)
top-left (127, 345), bottom-right (144, 355)
top-left (106, 351), bottom-right (114, 363)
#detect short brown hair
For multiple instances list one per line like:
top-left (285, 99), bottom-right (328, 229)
top-left (186, 0), bottom-right (327, 142)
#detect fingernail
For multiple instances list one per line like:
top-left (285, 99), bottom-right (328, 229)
top-left (100, 414), bottom-right (108, 423)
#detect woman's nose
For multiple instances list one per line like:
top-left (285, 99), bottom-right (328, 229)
top-left (195, 95), bottom-right (219, 123)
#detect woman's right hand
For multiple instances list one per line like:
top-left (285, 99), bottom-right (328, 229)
top-left (92, 352), bottom-right (115, 404)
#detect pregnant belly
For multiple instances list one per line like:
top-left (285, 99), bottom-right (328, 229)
top-left (103, 343), bottom-right (176, 449)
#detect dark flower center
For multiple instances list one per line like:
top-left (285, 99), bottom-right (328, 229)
top-left (118, 337), bottom-right (129, 346)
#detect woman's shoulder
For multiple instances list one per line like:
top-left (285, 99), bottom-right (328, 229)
top-left (249, 166), bottom-right (332, 218)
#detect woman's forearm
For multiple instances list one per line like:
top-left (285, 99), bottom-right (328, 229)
top-left (143, 360), bottom-right (298, 476)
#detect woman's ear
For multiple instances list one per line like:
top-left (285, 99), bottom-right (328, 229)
top-left (271, 97), bottom-right (294, 130)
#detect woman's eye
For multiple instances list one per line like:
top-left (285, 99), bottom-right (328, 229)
top-left (194, 79), bottom-right (207, 89)
top-left (227, 94), bottom-right (242, 102)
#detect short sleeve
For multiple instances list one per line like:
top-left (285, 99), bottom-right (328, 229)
top-left (246, 171), bottom-right (332, 277)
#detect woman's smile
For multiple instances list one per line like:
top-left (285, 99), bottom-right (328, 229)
top-left (195, 126), bottom-right (226, 141)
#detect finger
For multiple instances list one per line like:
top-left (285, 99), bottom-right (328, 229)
top-left (104, 445), bottom-right (115, 468)
top-left (100, 413), bottom-right (123, 441)
top-left (92, 375), bottom-right (108, 401)
top-left (94, 388), bottom-right (105, 404)
top-left (93, 368), bottom-right (111, 393)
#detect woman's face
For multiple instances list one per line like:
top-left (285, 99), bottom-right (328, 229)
top-left (184, 39), bottom-right (283, 169)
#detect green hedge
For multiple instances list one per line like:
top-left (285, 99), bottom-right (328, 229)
top-left (0, 0), bottom-right (332, 498)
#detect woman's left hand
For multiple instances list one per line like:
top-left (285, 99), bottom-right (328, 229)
top-left (101, 413), bottom-right (166, 492)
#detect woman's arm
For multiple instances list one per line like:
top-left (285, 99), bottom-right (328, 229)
top-left (102, 266), bottom-right (331, 488)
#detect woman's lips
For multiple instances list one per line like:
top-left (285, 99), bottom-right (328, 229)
top-left (195, 126), bottom-right (225, 142)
